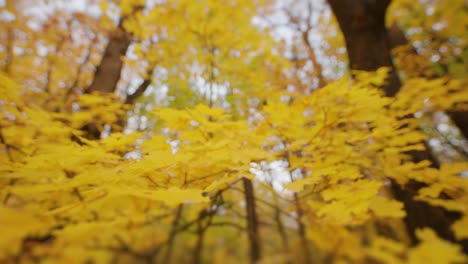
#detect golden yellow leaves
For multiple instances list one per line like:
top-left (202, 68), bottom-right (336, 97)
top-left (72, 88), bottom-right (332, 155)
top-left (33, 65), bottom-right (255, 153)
top-left (203, 173), bottom-right (239, 194)
top-left (123, 0), bottom-right (286, 110)
top-left (366, 236), bottom-right (407, 264)
top-left (369, 196), bottom-right (406, 218)
top-left (394, 78), bottom-right (468, 115)
top-left (452, 216), bottom-right (468, 240)
top-left (284, 175), bottom-right (323, 192)
top-left (411, 163), bottom-right (468, 241)
top-left (153, 104), bottom-right (271, 191)
top-left (3, 62), bottom-right (468, 263)
top-left (0, 207), bottom-right (51, 259)
top-left (114, 187), bottom-right (209, 206)
top-left (254, 69), bottom-right (468, 263)
top-left (367, 228), bottom-right (467, 264)
top-left (1, 126), bottom-right (35, 147)
top-left (156, 105), bottom-right (228, 131)
top-left (156, 108), bottom-right (193, 130)
top-left (69, 93), bottom-right (127, 131)
top-left (0, 73), bottom-right (222, 261)
top-left (408, 228), bottom-right (466, 264)
top-left (0, 73), bottom-right (23, 105)
top-left (306, 221), bottom-right (364, 262)
top-left (261, 76), bottom-right (412, 229)
top-left (100, 132), bottom-right (142, 153)
top-left (314, 180), bottom-right (405, 224)
top-left (120, 0), bottom-right (145, 16)
top-left (392, 45), bottom-right (436, 78)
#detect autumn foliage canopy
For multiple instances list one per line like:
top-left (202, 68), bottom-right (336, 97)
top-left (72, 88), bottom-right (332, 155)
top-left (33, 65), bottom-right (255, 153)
top-left (0, 0), bottom-right (467, 263)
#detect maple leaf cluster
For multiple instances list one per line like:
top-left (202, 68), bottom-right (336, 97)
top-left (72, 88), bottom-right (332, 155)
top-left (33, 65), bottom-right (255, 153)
top-left (1, 0), bottom-right (468, 263)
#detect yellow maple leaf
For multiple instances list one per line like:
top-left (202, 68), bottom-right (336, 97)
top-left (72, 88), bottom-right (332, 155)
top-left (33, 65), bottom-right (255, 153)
top-left (408, 228), bottom-right (467, 264)
top-left (452, 216), bottom-right (468, 240)
top-left (369, 196), bottom-right (406, 218)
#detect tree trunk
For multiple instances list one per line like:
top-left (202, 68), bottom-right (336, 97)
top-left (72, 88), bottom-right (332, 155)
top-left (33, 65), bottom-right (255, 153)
top-left (81, 23), bottom-right (134, 139)
top-left (327, 0), bottom-right (465, 251)
top-left (125, 69), bottom-right (153, 104)
top-left (243, 178), bottom-right (261, 264)
top-left (163, 205), bottom-right (183, 264)
top-left (293, 193), bottom-right (312, 264)
top-left (86, 26), bottom-right (131, 94)
top-left (328, 0), bottom-right (400, 97)
top-left (448, 111), bottom-right (468, 139)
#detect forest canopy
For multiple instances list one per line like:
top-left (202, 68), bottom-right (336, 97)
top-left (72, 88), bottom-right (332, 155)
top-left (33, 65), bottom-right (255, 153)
top-left (0, 0), bottom-right (467, 263)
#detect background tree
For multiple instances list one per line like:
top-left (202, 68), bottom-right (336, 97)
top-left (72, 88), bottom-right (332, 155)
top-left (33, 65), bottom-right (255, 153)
top-left (327, 0), bottom-right (468, 252)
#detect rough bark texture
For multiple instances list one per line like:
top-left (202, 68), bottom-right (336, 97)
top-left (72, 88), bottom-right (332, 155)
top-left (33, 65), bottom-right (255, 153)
top-left (328, 0), bottom-right (466, 251)
top-left (86, 27), bottom-right (131, 94)
top-left (328, 0), bottom-right (400, 96)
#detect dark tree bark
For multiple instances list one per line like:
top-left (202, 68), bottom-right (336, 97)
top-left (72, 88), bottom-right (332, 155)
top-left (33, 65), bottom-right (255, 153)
top-left (79, 21), bottom-right (132, 139)
top-left (328, 0), bottom-right (400, 97)
top-left (125, 67), bottom-right (154, 104)
top-left (293, 193), bottom-right (312, 264)
top-left (81, 7), bottom-right (153, 138)
top-left (388, 22), bottom-right (408, 49)
top-left (85, 4), bottom-right (145, 96)
top-left (163, 205), bottom-right (183, 264)
top-left (85, 26), bottom-right (132, 94)
top-left (270, 184), bottom-right (291, 262)
top-left (243, 178), bottom-right (261, 264)
top-left (327, 0), bottom-right (466, 252)
top-left (448, 111), bottom-right (468, 139)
